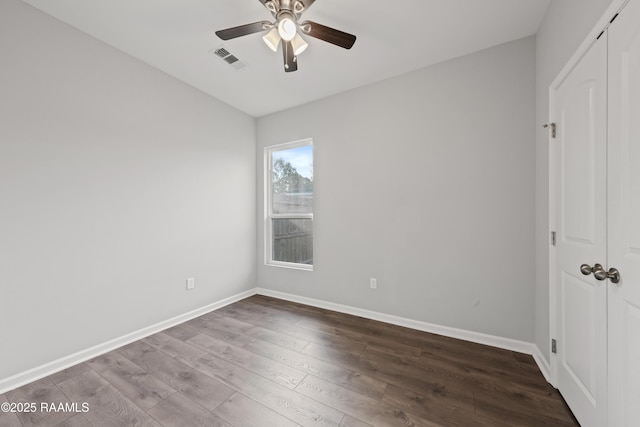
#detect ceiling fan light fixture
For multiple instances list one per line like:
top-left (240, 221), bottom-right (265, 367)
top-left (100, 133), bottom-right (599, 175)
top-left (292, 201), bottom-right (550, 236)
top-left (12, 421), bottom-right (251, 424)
top-left (262, 27), bottom-right (281, 51)
top-left (214, 0), bottom-right (357, 73)
top-left (278, 16), bottom-right (297, 41)
top-left (291, 33), bottom-right (308, 55)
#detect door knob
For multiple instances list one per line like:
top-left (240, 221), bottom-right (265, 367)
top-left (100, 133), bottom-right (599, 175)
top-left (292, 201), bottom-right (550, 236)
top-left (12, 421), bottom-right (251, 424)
top-left (594, 267), bottom-right (621, 284)
top-left (580, 263), bottom-right (603, 276)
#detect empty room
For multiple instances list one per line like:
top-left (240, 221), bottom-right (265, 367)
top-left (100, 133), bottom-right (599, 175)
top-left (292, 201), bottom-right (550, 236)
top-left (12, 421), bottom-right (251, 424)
top-left (1, 0), bottom-right (638, 426)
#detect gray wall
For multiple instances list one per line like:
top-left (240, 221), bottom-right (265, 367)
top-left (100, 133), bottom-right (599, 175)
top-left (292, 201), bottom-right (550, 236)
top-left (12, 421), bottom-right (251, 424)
top-left (0, 0), bottom-right (256, 381)
top-left (534, 0), bottom-right (613, 363)
top-left (257, 37), bottom-right (536, 342)
top-left (2, 0), bottom-right (614, 385)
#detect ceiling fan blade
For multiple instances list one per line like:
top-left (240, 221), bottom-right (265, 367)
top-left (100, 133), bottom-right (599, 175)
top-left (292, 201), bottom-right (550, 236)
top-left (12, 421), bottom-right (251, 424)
top-left (300, 20), bottom-right (356, 49)
top-left (215, 21), bottom-right (270, 40)
top-left (282, 40), bottom-right (298, 72)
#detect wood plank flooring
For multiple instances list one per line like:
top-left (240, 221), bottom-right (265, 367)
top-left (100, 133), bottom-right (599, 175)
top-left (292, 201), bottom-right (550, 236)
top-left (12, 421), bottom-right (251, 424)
top-left (0, 295), bottom-right (579, 426)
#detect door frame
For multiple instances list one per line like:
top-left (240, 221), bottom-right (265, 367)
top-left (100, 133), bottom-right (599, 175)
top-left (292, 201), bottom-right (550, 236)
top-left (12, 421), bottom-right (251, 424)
top-left (547, 0), bottom-right (630, 389)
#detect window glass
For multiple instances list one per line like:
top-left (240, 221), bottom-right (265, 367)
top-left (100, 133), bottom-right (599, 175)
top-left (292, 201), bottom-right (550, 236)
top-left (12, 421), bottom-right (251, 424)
top-left (271, 145), bottom-right (313, 214)
top-left (272, 218), bottom-right (313, 265)
top-left (266, 141), bottom-right (313, 269)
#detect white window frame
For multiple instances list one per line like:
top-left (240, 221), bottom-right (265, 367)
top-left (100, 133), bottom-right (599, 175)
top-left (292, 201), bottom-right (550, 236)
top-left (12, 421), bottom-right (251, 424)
top-left (265, 138), bottom-right (313, 271)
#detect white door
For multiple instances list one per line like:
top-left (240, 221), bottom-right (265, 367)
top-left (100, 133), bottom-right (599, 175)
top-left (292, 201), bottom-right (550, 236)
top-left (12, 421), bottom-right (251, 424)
top-left (554, 34), bottom-right (608, 427)
top-left (607, 0), bottom-right (640, 425)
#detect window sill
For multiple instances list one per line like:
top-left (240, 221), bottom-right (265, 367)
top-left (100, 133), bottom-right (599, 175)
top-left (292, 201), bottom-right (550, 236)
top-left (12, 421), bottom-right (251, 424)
top-left (266, 261), bottom-right (313, 271)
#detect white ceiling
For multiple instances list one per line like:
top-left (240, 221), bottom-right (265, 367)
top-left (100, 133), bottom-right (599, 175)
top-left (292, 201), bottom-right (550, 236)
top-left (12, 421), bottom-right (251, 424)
top-left (22, 0), bottom-right (550, 117)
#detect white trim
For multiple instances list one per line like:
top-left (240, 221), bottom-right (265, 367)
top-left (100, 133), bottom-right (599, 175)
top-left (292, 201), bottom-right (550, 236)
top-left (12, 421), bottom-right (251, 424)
top-left (548, 78), bottom-right (559, 387)
top-left (264, 137), bottom-right (313, 152)
top-left (264, 138), bottom-right (314, 270)
top-left (549, 0), bottom-right (630, 90)
top-left (270, 213), bottom-right (313, 219)
top-left (532, 344), bottom-right (552, 383)
top-left (256, 288), bottom-right (546, 372)
top-left (267, 260), bottom-right (313, 271)
top-left (2, 287), bottom-right (554, 394)
top-left (0, 289), bottom-right (255, 394)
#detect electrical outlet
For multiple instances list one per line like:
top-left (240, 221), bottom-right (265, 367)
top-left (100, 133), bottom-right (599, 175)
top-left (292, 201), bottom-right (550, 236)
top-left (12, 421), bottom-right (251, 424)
top-left (370, 278), bottom-right (377, 289)
top-left (186, 277), bottom-right (195, 290)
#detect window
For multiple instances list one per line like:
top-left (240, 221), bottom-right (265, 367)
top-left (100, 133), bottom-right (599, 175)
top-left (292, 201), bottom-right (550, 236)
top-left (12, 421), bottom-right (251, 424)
top-left (266, 139), bottom-right (313, 269)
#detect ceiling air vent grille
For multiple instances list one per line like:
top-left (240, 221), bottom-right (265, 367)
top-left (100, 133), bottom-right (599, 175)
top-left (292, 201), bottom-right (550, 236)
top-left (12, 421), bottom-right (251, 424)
top-left (224, 55), bottom-right (239, 64)
top-left (213, 47), bottom-right (231, 58)
top-left (211, 47), bottom-right (247, 71)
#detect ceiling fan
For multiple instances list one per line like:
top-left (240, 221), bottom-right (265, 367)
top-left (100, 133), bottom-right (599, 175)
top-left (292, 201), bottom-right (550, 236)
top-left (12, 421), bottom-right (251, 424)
top-left (215, 0), bottom-right (356, 72)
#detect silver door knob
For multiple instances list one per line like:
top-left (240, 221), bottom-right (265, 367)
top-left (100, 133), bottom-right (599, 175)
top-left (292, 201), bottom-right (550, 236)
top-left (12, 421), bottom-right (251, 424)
top-left (594, 267), bottom-right (621, 284)
top-left (580, 263), bottom-right (603, 276)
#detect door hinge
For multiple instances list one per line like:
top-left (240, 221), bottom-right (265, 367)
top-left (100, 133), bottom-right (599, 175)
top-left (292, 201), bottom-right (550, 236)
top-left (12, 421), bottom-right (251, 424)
top-left (552, 339), bottom-right (557, 354)
top-left (551, 231), bottom-right (556, 246)
top-left (543, 122), bottom-right (556, 139)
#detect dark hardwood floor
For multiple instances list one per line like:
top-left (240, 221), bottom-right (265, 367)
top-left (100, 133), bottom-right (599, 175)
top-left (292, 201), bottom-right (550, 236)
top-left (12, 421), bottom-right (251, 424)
top-left (0, 295), bottom-right (579, 426)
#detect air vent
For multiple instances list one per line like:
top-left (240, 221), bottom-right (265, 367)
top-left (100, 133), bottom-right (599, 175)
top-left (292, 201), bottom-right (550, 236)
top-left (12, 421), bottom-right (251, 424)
top-left (224, 55), bottom-right (239, 64)
top-left (213, 47), bottom-right (231, 58)
top-left (210, 46), bottom-right (247, 71)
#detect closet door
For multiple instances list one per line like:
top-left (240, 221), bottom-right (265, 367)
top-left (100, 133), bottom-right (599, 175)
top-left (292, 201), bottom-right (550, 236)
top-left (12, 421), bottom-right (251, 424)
top-left (607, 0), bottom-right (640, 425)
top-left (554, 35), bottom-right (608, 427)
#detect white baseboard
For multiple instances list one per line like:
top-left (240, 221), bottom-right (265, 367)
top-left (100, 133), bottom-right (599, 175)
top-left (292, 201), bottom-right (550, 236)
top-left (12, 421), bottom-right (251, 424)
top-left (2, 287), bottom-right (553, 394)
top-left (0, 289), bottom-right (255, 395)
top-left (256, 288), bottom-right (550, 378)
top-left (532, 345), bottom-right (552, 383)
